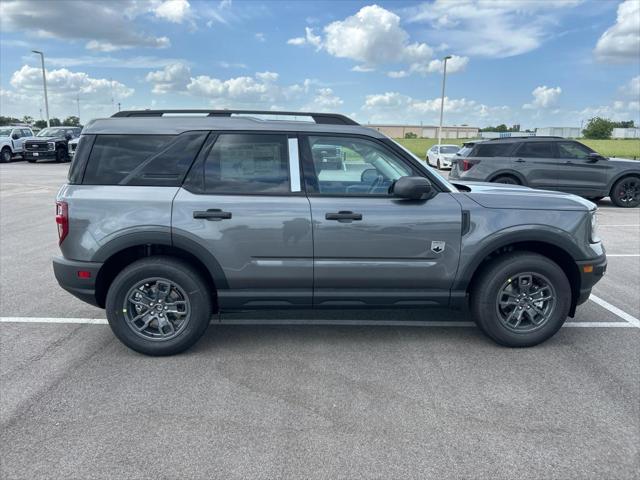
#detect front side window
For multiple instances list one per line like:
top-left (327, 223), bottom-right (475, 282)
top-left (203, 133), bottom-right (290, 194)
top-left (516, 142), bottom-right (555, 158)
top-left (556, 141), bottom-right (593, 159)
top-left (307, 136), bottom-right (412, 196)
top-left (439, 146), bottom-right (459, 154)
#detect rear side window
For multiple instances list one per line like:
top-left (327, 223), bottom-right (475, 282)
top-left (83, 132), bottom-right (207, 186)
top-left (473, 143), bottom-right (513, 157)
top-left (516, 142), bottom-right (555, 158)
top-left (203, 133), bottom-right (290, 194)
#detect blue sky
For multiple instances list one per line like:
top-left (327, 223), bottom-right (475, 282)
top-left (1, 0), bottom-right (638, 129)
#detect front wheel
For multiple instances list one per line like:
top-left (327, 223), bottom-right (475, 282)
top-left (55, 147), bottom-right (67, 163)
top-left (437, 159), bottom-right (442, 170)
top-left (1, 147), bottom-right (12, 163)
top-left (610, 176), bottom-right (640, 208)
top-left (105, 256), bottom-right (213, 355)
top-left (470, 252), bottom-right (570, 347)
top-left (492, 175), bottom-right (520, 185)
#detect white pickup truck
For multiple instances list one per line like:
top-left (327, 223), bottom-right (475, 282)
top-left (0, 125), bottom-right (34, 162)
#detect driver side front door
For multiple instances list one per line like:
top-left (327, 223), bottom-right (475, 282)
top-left (301, 135), bottom-right (462, 308)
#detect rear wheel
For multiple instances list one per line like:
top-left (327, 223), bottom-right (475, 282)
top-left (470, 252), bottom-right (570, 347)
top-left (105, 256), bottom-right (213, 356)
top-left (610, 176), bottom-right (640, 208)
top-left (1, 147), bottom-right (12, 163)
top-left (588, 196), bottom-right (604, 202)
top-left (492, 175), bottom-right (520, 185)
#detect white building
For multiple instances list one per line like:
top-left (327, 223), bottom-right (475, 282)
top-left (612, 128), bottom-right (640, 139)
top-left (480, 131), bottom-right (535, 139)
top-left (536, 127), bottom-right (582, 138)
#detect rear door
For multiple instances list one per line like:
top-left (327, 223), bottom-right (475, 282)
top-left (301, 134), bottom-right (462, 307)
top-left (512, 141), bottom-right (558, 190)
top-left (172, 132), bottom-right (313, 309)
top-left (553, 141), bottom-right (608, 195)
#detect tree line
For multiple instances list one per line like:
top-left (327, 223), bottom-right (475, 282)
top-left (582, 118), bottom-right (635, 139)
top-left (0, 115), bottom-right (82, 129)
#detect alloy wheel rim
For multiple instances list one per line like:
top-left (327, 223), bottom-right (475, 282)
top-left (618, 180), bottom-right (640, 204)
top-left (123, 278), bottom-right (191, 341)
top-left (495, 272), bottom-right (556, 333)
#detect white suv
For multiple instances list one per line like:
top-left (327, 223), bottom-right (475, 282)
top-left (0, 126), bottom-right (34, 162)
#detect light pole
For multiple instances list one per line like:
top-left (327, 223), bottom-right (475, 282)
top-left (32, 50), bottom-right (50, 128)
top-left (437, 55), bottom-right (452, 151)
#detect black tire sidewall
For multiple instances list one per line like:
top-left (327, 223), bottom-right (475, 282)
top-left (1, 148), bottom-right (11, 163)
top-left (611, 176), bottom-right (640, 208)
top-left (471, 253), bottom-right (570, 347)
top-left (493, 176), bottom-right (519, 185)
top-left (106, 257), bottom-right (212, 355)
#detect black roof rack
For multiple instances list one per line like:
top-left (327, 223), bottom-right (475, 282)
top-left (111, 109), bottom-right (359, 126)
top-left (487, 135), bottom-right (564, 141)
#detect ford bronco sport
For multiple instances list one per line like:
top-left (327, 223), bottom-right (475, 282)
top-left (53, 110), bottom-right (606, 355)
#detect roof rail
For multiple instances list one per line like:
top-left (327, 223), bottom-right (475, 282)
top-left (111, 109), bottom-right (359, 126)
top-left (487, 135), bottom-right (564, 141)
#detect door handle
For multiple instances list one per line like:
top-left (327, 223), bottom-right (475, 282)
top-left (325, 211), bottom-right (363, 222)
top-left (193, 209), bottom-right (232, 221)
top-left (515, 158), bottom-right (526, 163)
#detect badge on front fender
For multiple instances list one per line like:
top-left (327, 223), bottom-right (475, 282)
top-left (431, 241), bottom-right (445, 253)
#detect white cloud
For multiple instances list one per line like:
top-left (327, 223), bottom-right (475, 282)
top-left (0, 0), bottom-right (174, 51)
top-left (523, 85), bottom-right (562, 109)
top-left (154, 0), bottom-right (191, 23)
top-left (406, 0), bottom-right (582, 58)
top-left (255, 32), bottom-right (266, 42)
top-left (303, 88), bottom-right (343, 112)
top-left (621, 76), bottom-right (640, 98)
top-left (594, 0), bottom-right (640, 63)
top-left (362, 91), bottom-right (510, 124)
top-left (146, 62), bottom-right (191, 94)
top-left (287, 27), bottom-right (322, 49)
top-left (288, 5), bottom-right (461, 77)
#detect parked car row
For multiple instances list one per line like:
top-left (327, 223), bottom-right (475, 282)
top-left (0, 125), bottom-right (81, 163)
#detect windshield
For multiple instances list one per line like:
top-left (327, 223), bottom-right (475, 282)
top-left (389, 139), bottom-right (458, 192)
top-left (36, 127), bottom-right (79, 137)
top-left (0, 128), bottom-right (12, 137)
top-left (439, 146), bottom-right (459, 154)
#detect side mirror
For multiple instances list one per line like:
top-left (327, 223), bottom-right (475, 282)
top-left (392, 176), bottom-right (433, 200)
top-left (587, 152), bottom-right (605, 162)
top-left (11, 133), bottom-right (19, 140)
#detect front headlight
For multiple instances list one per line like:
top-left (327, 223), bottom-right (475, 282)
top-left (47, 142), bottom-right (55, 151)
top-left (590, 210), bottom-right (599, 243)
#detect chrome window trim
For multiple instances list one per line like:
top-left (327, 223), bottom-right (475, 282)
top-left (288, 137), bottom-right (301, 192)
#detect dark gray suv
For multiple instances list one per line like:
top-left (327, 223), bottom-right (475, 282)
top-left (53, 110), bottom-right (606, 355)
top-left (449, 137), bottom-right (640, 207)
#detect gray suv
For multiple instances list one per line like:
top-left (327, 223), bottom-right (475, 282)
top-left (449, 137), bottom-right (640, 207)
top-left (53, 110), bottom-right (606, 355)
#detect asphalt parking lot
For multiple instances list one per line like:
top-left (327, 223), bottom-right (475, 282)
top-left (1, 161), bottom-right (639, 479)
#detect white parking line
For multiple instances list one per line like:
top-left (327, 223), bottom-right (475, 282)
top-left (606, 254), bottom-right (640, 257)
top-left (599, 225), bottom-right (640, 227)
top-left (589, 295), bottom-right (640, 328)
top-left (0, 317), bottom-right (634, 328)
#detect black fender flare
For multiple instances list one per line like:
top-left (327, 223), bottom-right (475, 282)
top-left (606, 169), bottom-right (640, 194)
top-left (92, 227), bottom-right (229, 290)
top-left (453, 226), bottom-right (583, 292)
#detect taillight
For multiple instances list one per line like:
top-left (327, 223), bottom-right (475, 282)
top-left (461, 159), bottom-right (479, 171)
top-left (55, 201), bottom-right (68, 245)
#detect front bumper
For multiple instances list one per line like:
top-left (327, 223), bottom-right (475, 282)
top-left (24, 151), bottom-right (56, 160)
top-left (53, 256), bottom-right (103, 307)
top-left (575, 254), bottom-right (607, 306)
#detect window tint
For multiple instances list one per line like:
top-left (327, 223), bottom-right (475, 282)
top-left (473, 143), bottom-right (513, 157)
top-left (307, 136), bottom-right (412, 196)
top-left (439, 146), bottom-right (459, 154)
top-left (83, 132), bottom-right (207, 186)
top-left (556, 141), bottom-right (593, 159)
top-left (22, 129), bottom-right (32, 137)
top-left (516, 142), bottom-right (555, 158)
top-left (203, 134), bottom-right (290, 194)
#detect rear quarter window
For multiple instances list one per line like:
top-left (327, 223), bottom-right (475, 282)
top-left (82, 132), bottom-right (208, 186)
top-left (472, 143), bottom-right (514, 157)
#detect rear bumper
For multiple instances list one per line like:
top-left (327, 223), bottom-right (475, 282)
top-left (575, 254), bottom-right (607, 306)
top-left (52, 256), bottom-right (103, 307)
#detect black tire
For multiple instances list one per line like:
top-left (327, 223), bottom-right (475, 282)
top-left (27, 158), bottom-right (37, 163)
top-left (610, 175), bottom-right (640, 208)
top-left (470, 252), bottom-right (571, 347)
top-left (587, 196), bottom-right (604, 202)
top-left (437, 159), bottom-right (442, 170)
top-left (105, 256), bottom-right (213, 356)
top-left (1, 147), bottom-right (12, 163)
top-left (55, 147), bottom-right (66, 163)
top-left (492, 175), bottom-right (520, 185)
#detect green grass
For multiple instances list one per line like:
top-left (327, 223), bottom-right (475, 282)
top-left (394, 137), bottom-right (640, 159)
